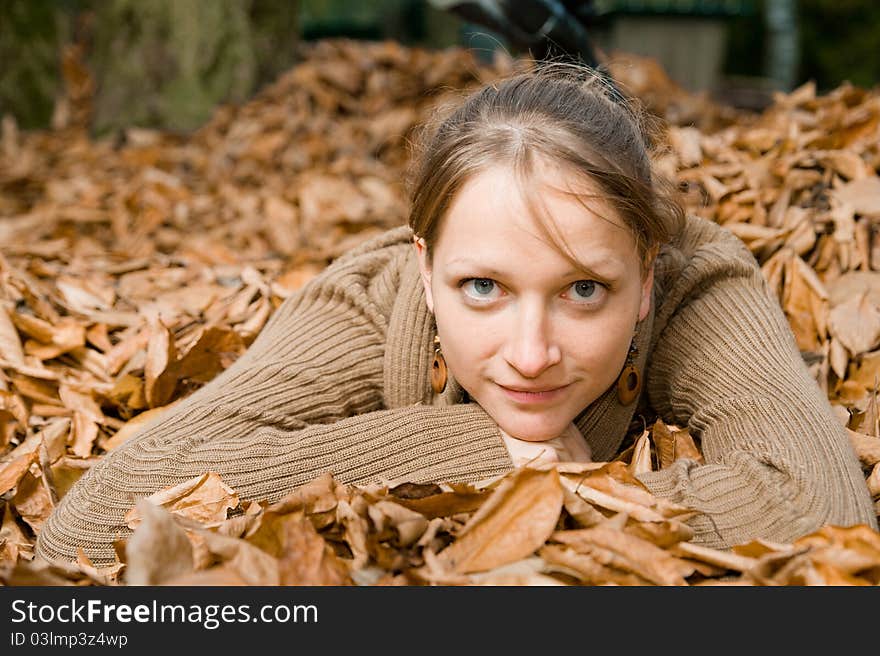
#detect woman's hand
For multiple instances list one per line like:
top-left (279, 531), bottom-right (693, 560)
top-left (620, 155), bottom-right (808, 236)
top-left (499, 421), bottom-right (592, 467)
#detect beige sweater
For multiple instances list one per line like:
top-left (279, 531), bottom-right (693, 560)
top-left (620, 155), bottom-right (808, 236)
top-left (36, 214), bottom-right (877, 567)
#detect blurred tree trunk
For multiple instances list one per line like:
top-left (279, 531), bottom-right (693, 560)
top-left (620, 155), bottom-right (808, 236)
top-left (88, 0), bottom-right (256, 134)
top-left (0, 0), bottom-right (66, 130)
top-left (0, 0), bottom-right (301, 135)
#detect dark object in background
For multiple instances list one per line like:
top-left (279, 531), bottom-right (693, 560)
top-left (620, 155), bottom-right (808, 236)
top-left (428, 0), bottom-right (621, 99)
top-left (427, 0), bottom-right (604, 68)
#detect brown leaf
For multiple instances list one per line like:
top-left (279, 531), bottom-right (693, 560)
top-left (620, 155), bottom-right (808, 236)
top-left (732, 538), bottom-right (794, 559)
top-left (847, 428), bottom-right (880, 466)
top-left (1, 504), bottom-right (32, 564)
top-left (848, 350), bottom-right (880, 396)
top-left (628, 431), bottom-right (653, 476)
top-left (191, 530), bottom-right (279, 585)
top-left (49, 457), bottom-right (94, 500)
top-left (782, 255), bottom-right (828, 351)
top-left (667, 126), bottom-right (703, 167)
top-left (867, 462), bottom-right (880, 497)
top-left (389, 484), bottom-right (488, 519)
top-left (0, 389), bottom-right (29, 429)
top-left (539, 543), bottom-right (649, 585)
top-left (144, 318), bottom-right (178, 408)
top-left (336, 499), bottom-right (371, 570)
top-left (273, 263), bottom-right (324, 295)
top-left (75, 548), bottom-right (123, 586)
top-left (551, 526), bottom-right (691, 585)
top-left (22, 317), bottom-right (86, 359)
top-left (0, 303), bottom-right (25, 366)
top-left (367, 500), bottom-right (429, 547)
top-left (561, 475), bottom-right (664, 522)
top-left (652, 419), bottom-right (676, 468)
top-left (1, 418), bottom-right (69, 466)
top-left (175, 326), bottom-right (244, 382)
top-left (564, 463), bottom-right (695, 521)
top-left (69, 412), bottom-right (99, 458)
top-left (672, 541), bottom-right (758, 573)
top-left (124, 499), bottom-right (194, 585)
top-left (624, 519), bottom-right (695, 549)
top-left (0, 450), bottom-right (38, 495)
top-left (124, 472), bottom-right (239, 530)
top-left (265, 471), bottom-right (341, 519)
top-left (276, 513), bottom-right (352, 585)
top-left (59, 383), bottom-right (104, 424)
top-left (831, 176), bottom-right (880, 217)
top-left (55, 276), bottom-right (113, 314)
top-left (436, 467), bottom-right (563, 574)
top-left (102, 401), bottom-right (178, 451)
top-left (560, 484), bottom-right (606, 528)
top-left (163, 564), bottom-right (248, 586)
top-left (673, 429), bottom-right (704, 464)
top-left (12, 471), bottom-right (54, 532)
top-left (828, 272), bottom-right (880, 356)
top-left (468, 557), bottom-right (566, 586)
top-left (105, 326), bottom-right (149, 376)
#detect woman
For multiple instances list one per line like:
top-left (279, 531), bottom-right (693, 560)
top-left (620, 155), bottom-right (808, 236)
top-left (36, 65), bottom-right (877, 567)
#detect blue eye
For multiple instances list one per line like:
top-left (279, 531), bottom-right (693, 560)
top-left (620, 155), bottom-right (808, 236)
top-left (568, 280), bottom-right (604, 303)
top-left (460, 278), bottom-right (499, 301)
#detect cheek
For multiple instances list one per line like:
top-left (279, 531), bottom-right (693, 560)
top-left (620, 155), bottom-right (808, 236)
top-left (432, 292), bottom-right (500, 368)
top-left (559, 311), bottom-right (636, 370)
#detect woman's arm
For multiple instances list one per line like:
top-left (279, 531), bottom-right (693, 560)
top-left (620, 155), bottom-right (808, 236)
top-left (35, 246), bottom-right (513, 567)
top-left (637, 217), bottom-right (877, 549)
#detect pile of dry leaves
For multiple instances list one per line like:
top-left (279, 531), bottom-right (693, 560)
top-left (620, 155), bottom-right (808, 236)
top-left (1, 38), bottom-right (880, 585)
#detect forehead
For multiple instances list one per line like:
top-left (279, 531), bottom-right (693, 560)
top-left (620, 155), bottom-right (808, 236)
top-left (435, 163), bottom-right (638, 270)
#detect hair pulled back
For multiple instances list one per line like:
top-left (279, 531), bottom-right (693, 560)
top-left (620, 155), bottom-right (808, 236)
top-left (406, 61), bottom-right (685, 278)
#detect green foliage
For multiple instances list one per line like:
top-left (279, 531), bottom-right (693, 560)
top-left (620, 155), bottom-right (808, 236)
top-left (798, 0), bottom-right (880, 91)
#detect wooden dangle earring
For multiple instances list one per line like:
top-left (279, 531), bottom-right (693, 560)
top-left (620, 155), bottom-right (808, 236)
top-left (431, 334), bottom-right (448, 394)
top-left (616, 336), bottom-right (641, 405)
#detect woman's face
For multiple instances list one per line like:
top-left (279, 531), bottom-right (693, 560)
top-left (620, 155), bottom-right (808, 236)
top-left (414, 161), bottom-right (654, 442)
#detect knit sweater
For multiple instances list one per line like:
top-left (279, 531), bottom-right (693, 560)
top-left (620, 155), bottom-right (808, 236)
top-left (36, 214), bottom-right (877, 567)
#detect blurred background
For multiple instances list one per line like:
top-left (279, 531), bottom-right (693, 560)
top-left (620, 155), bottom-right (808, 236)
top-left (2, 0), bottom-right (879, 135)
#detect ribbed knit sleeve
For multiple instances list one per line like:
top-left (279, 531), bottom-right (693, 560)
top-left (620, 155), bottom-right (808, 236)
top-left (36, 245), bottom-right (512, 567)
top-left (637, 218), bottom-right (877, 548)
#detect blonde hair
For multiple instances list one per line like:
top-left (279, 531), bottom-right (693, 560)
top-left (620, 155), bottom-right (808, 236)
top-left (406, 61), bottom-right (685, 279)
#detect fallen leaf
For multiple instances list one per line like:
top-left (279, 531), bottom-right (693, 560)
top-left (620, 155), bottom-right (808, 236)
top-left (102, 401), bottom-right (178, 451)
top-left (0, 450), bottom-right (38, 495)
top-left (551, 526), bottom-right (691, 585)
top-left (628, 431), bottom-right (653, 476)
top-left (847, 428), bottom-right (880, 466)
top-left (191, 529), bottom-right (280, 585)
top-left (0, 303), bottom-right (26, 366)
top-left (144, 317), bottom-right (178, 408)
top-left (124, 472), bottom-right (239, 529)
top-left (276, 513), bottom-right (352, 585)
top-left (12, 471), bottom-right (54, 533)
top-left (0, 504), bottom-right (32, 564)
top-left (437, 468), bottom-right (563, 574)
top-left (867, 462), bottom-right (880, 497)
top-left (832, 176), bottom-right (880, 217)
top-left (124, 499), bottom-right (194, 585)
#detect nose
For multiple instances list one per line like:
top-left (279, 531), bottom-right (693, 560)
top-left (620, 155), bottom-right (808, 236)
top-left (502, 301), bottom-right (561, 379)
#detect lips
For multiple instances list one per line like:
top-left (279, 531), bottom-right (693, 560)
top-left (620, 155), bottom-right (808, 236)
top-left (499, 384), bottom-right (567, 393)
top-left (498, 382), bottom-right (570, 404)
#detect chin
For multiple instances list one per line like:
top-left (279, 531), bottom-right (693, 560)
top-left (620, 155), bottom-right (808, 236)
top-left (498, 418), bottom-right (565, 443)
top-left (468, 390), bottom-right (570, 442)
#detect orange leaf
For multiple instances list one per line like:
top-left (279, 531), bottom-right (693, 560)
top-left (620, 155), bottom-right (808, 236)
top-left (436, 467), bottom-right (563, 574)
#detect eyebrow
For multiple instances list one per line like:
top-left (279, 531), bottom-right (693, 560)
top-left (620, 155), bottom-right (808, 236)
top-left (445, 257), bottom-right (621, 282)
